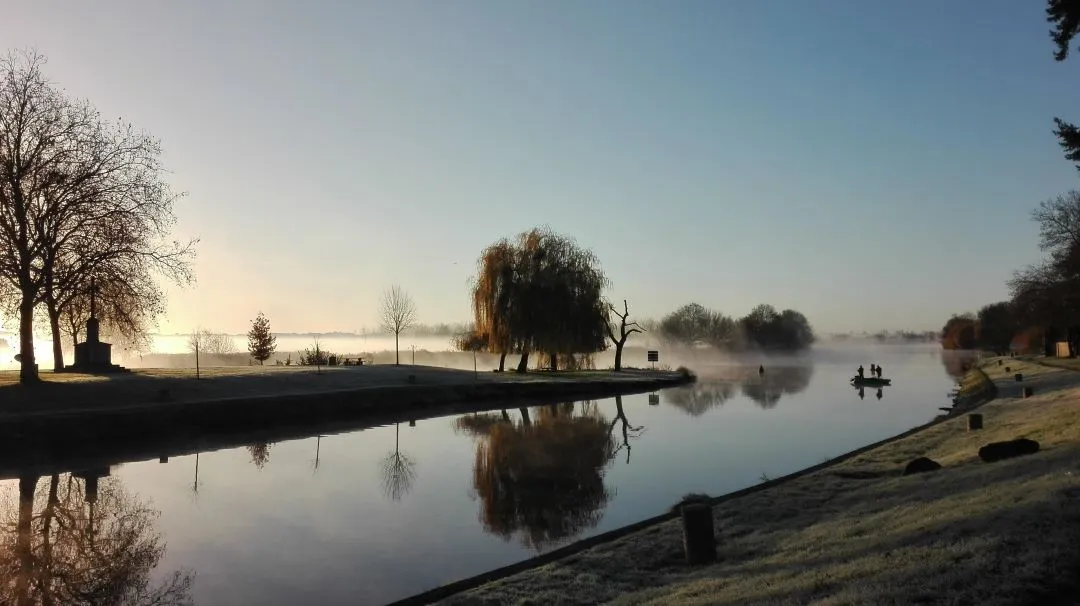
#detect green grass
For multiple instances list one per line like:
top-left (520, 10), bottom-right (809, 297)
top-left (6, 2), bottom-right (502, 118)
top-left (440, 358), bottom-right (1080, 605)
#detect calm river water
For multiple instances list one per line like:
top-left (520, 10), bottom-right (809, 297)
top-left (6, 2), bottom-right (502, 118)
top-left (0, 343), bottom-right (966, 605)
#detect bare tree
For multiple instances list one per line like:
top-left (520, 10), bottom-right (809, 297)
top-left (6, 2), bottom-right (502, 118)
top-left (605, 299), bottom-right (643, 371)
top-left (0, 50), bottom-right (195, 382)
top-left (53, 264), bottom-right (165, 365)
top-left (187, 329), bottom-right (235, 355)
top-left (379, 285), bottom-right (416, 365)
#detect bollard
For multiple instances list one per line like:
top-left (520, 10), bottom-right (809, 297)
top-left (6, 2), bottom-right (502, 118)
top-left (159, 456), bottom-right (169, 464)
top-left (681, 502), bottom-right (716, 564)
top-left (409, 419), bottom-right (416, 427)
top-left (1014, 373), bottom-right (1023, 382)
top-left (967, 413), bottom-right (983, 431)
top-left (998, 360), bottom-right (1003, 366)
top-left (1005, 367), bottom-right (1011, 373)
top-left (1023, 386), bottom-right (1034, 398)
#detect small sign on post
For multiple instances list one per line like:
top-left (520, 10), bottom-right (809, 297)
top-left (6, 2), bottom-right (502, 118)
top-left (647, 350), bottom-right (659, 370)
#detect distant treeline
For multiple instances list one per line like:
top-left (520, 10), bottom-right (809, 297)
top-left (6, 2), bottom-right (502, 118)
top-left (940, 191), bottom-right (1080, 355)
top-left (942, 5), bottom-right (1080, 357)
top-left (649, 302), bottom-right (815, 352)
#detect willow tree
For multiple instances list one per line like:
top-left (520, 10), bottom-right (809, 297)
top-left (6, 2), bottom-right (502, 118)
top-left (509, 228), bottom-right (608, 371)
top-left (470, 238), bottom-right (517, 372)
top-left (471, 228), bottom-right (609, 373)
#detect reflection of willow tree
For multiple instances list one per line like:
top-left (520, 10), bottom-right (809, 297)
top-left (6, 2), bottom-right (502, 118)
top-left (470, 402), bottom-right (617, 551)
top-left (740, 364), bottom-right (814, 409)
top-left (247, 442), bottom-right (272, 470)
top-left (380, 423), bottom-right (417, 501)
top-left (0, 473), bottom-right (193, 604)
top-left (663, 382), bottom-right (736, 416)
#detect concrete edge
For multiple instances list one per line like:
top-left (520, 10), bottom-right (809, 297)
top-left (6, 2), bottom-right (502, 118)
top-left (389, 364), bottom-right (1000, 606)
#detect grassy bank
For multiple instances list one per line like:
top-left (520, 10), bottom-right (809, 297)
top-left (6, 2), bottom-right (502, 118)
top-left (0, 366), bottom-right (692, 477)
top-left (429, 358), bottom-right (1080, 605)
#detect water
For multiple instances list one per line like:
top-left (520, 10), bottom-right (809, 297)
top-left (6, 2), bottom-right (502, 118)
top-left (0, 343), bottom-right (962, 605)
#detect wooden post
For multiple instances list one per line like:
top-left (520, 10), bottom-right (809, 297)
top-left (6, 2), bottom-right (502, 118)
top-left (681, 502), bottom-right (716, 564)
top-left (195, 341), bottom-right (200, 380)
top-left (967, 413), bottom-right (983, 430)
top-left (998, 360), bottom-right (1003, 366)
top-left (1014, 373), bottom-right (1023, 382)
top-left (1023, 386), bottom-right (1034, 398)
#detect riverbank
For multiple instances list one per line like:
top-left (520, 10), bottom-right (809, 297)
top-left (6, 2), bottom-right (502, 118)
top-left (0, 365), bottom-right (692, 473)
top-left (428, 357), bottom-right (1080, 605)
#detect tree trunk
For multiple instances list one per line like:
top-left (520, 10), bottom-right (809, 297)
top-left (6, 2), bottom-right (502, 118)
top-left (614, 340), bottom-right (624, 371)
top-left (519, 407), bottom-right (531, 426)
top-left (500, 409), bottom-right (511, 423)
top-left (40, 474), bottom-right (58, 590)
top-left (14, 474), bottom-right (38, 606)
top-left (18, 292), bottom-right (38, 383)
top-left (549, 352), bottom-right (558, 371)
top-left (498, 353), bottom-right (506, 372)
top-left (47, 300), bottom-right (64, 371)
top-left (516, 350), bottom-right (530, 373)
top-left (395, 332), bottom-right (400, 365)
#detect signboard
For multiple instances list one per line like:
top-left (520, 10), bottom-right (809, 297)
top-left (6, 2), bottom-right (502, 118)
top-left (647, 350), bottom-right (659, 362)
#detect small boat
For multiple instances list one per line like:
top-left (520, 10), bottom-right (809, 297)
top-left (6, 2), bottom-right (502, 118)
top-left (851, 376), bottom-right (891, 387)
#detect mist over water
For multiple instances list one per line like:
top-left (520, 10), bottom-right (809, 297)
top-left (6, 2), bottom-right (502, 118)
top-left (0, 338), bottom-right (960, 604)
top-left (0, 331), bottom-right (944, 374)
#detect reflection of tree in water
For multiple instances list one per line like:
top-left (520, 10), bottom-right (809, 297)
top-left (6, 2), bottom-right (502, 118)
top-left (0, 473), bottom-right (194, 604)
top-left (740, 364), bottom-right (813, 409)
top-left (608, 395), bottom-right (644, 464)
top-left (380, 423), bottom-right (416, 501)
top-left (662, 382), bottom-right (736, 416)
top-left (247, 442), bottom-right (273, 470)
top-left (468, 402), bottom-right (617, 551)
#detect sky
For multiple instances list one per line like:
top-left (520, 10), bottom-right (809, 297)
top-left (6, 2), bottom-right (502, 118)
top-left (1, 1), bottom-right (1078, 336)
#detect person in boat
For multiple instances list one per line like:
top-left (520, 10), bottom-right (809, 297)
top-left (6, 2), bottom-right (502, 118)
top-left (870, 363), bottom-right (877, 376)
top-left (876, 364), bottom-right (883, 378)
top-left (857, 365), bottom-right (865, 378)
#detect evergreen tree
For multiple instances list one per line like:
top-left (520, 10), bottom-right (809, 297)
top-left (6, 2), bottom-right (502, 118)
top-left (247, 312), bottom-right (277, 364)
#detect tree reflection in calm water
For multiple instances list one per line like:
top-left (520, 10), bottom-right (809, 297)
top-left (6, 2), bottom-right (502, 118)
top-left (380, 422), bottom-right (416, 502)
top-left (663, 382), bottom-right (736, 415)
top-left (247, 442), bottom-right (272, 470)
top-left (740, 364), bottom-right (813, 409)
top-left (465, 402), bottom-right (618, 551)
top-left (0, 472), bottom-right (193, 605)
top-left (662, 364), bottom-right (814, 414)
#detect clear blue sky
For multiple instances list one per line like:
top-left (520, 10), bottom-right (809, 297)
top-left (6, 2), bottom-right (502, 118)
top-left (2, 1), bottom-right (1077, 335)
